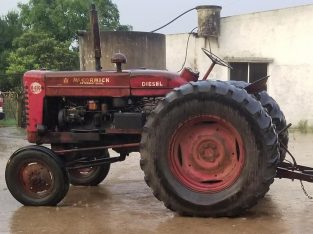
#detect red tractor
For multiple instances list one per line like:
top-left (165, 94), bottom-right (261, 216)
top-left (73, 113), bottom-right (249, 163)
top-left (5, 6), bottom-right (307, 217)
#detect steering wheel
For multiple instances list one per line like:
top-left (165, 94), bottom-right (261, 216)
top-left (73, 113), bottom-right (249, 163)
top-left (202, 48), bottom-right (233, 69)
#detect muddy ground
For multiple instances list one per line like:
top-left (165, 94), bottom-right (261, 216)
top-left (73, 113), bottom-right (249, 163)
top-left (1, 127), bottom-right (313, 233)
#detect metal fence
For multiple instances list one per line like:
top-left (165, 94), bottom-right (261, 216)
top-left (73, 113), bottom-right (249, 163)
top-left (2, 91), bottom-right (25, 127)
top-left (0, 73), bottom-right (25, 126)
top-left (2, 92), bottom-right (18, 120)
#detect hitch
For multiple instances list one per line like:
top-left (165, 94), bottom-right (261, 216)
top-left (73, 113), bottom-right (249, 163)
top-left (275, 123), bottom-right (313, 183)
top-left (276, 162), bottom-right (313, 183)
top-left (274, 123), bottom-right (313, 199)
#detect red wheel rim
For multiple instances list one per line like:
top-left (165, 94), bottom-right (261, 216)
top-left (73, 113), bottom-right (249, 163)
top-left (19, 161), bottom-right (54, 198)
top-left (169, 115), bottom-right (245, 193)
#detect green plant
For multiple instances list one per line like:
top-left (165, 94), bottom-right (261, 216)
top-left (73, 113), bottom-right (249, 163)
top-left (298, 120), bottom-right (309, 133)
top-left (0, 118), bottom-right (17, 127)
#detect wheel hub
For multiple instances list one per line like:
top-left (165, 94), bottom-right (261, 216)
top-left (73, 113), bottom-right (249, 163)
top-left (193, 137), bottom-right (227, 168)
top-left (169, 115), bottom-right (245, 193)
top-left (198, 140), bottom-right (218, 162)
top-left (20, 162), bottom-right (54, 197)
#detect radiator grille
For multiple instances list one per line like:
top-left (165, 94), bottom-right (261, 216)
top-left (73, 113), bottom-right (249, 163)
top-left (24, 86), bottom-right (29, 127)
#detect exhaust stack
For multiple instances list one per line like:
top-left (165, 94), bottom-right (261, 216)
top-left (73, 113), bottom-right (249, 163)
top-left (90, 4), bottom-right (102, 71)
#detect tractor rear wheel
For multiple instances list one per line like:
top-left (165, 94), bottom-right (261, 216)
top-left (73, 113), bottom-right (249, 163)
top-left (255, 91), bottom-right (288, 161)
top-left (227, 80), bottom-right (288, 161)
top-left (140, 81), bottom-right (279, 217)
top-left (68, 149), bottom-right (110, 186)
top-left (5, 146), bottom-right (69, 206)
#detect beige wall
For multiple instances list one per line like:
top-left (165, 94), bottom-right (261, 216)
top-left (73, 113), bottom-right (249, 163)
top-left (79, 31), bottom-right (166, 71)
top-left (166, 4), bottom-right (313, 125)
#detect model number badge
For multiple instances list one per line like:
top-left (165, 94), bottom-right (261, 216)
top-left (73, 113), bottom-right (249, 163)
top-left (30, 82), bottom-right (42, 94)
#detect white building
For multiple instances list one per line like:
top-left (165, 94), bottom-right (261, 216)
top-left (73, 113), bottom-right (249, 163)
top-left (166, 4), bottom-right (313, 126)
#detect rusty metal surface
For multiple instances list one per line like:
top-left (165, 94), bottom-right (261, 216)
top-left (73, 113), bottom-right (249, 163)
top-left (105, 129), bottom-right (142, 135)
top-left (202, 62), bottom-right (216, 80)
top-left (23, 72), bottom-right (46, 136)
top-left (169, 115), bottom-right (245, 192)
top-left (90, 4), bottom-right (102, 71)
top-left (20, 161), bottom-right (54, 198)
top-left (54, 143), bottom-right (140, 154)
top-left (277, 162), bottom-right (313, 182)
top-left (25, 69), bottom-right (189, 98)
top-left (37, 132), bottom-right (100, 144)
top-left (43, 71), bottom-right (131, 97)
top-left (111, 53), bottom-right (127, 72)
top-left (244, 76), bottom-right (269, 94)
top-left (196, 5), bottom-right (222, 37)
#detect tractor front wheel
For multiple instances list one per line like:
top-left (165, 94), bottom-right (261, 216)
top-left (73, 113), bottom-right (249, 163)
top-left (68, 149), bottom-right (110, 186)
top-left (5, 146), bottom-right (69, 206)
top-left (140, 81), bottom-right (279, 217)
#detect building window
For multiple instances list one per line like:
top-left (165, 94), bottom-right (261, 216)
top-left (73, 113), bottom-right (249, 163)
top-left (229, 62), bottom-right (268, 83)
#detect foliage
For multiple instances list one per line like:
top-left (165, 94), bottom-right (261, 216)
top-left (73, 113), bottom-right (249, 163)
top-left (297, 120), bottom-right (309, 133)
top-left (0, 118), bottom-right (17, 127)
top-left (0, 0), bottom-right (131, 91)
top-left (18, 0), bottom-right (132, 41)
top-left (0, 12), bottom-right (24, 91)
top-left (0, 11), bottom-right (23, 52)
top-left (0, 11), bottom-right (24, 73)
top-left (5, 31), bottom-right (79, 87)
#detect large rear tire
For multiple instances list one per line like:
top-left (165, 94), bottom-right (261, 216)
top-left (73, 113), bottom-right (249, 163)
top-left (227, 80), bottom-right (288, 161)
top-left (5, 146), bottom-right (69, 206)
top-left (255, 91), bottom-right (288, 161)
top-left (140, 81), bottom-right (279, 217)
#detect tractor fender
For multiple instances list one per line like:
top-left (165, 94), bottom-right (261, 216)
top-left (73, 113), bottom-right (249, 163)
top-left (244, 76), bottom-right (269, 94)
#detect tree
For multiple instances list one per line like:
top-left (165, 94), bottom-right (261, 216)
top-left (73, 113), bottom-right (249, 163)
top-left (0, 11), bottom-right (24, 90)
top-left (0, 11), bottom-right (23, 51)
top-left (0, 11), bottom-right (24, 72)
top-left (5, 31), bottom-right (79, 89)
top-left (0, 0), bottom-right (131, 91)
top-left (18, 0), bottom-right (132, 42)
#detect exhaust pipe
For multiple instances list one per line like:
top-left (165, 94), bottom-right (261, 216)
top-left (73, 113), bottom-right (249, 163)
top-left (90, 4), bottom-right (102, 71)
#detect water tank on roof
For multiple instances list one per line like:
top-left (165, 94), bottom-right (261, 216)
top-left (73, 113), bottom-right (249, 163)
top-left (196, 5), bottom-right (222, 37)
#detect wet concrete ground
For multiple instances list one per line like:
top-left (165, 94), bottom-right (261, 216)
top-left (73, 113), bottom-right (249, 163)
top-left (1, 127), bottom-right (313, 233)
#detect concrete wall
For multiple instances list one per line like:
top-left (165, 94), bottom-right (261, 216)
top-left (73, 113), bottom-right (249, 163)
top-left (79, 31), bottom-right (166, 71)
top-left (166, 4), bottom-right (313, 125)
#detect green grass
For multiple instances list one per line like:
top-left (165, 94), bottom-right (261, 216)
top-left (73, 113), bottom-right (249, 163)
top-left (297, 120), bottom-right (308, 133)
top-left (0, 118), bottom-right (17, 127)
top-left (292, 120), bottom-right (313, 133)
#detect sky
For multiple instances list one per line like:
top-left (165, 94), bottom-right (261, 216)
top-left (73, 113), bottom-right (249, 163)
top-left (1, 0), bottom-right (313, 34)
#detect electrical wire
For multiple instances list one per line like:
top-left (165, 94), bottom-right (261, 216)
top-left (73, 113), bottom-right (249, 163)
top-left (177, 27), bottom-right (198, 73)
top-left (150, 7), bottom-right (196, 33)
top-left (149, 7), bottom-right (198, 71)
